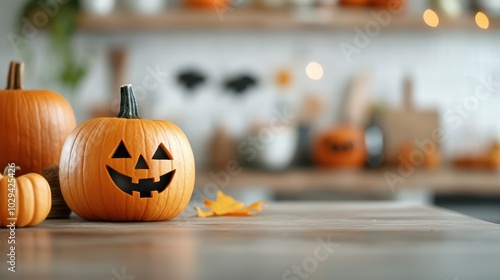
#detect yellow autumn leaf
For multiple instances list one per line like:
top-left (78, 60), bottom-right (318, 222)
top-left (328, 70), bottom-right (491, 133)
top-left (196, 191), bottom-right (267, 218)
top-left (195, 207), bottom-right (215, 218)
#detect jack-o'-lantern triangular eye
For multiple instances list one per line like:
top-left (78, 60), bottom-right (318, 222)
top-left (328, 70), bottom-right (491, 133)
top-left (112, 141), bottom-right (131, 158)
top-left (152, 144), bottom-right (172, 160)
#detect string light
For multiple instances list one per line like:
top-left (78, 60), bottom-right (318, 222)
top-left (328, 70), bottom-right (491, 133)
top-left (475, 11), bottom-right (489, 30)
top-left (306, 62), bottom-right (324, 81)
top-left (423, 9), bottom-right (439, 28)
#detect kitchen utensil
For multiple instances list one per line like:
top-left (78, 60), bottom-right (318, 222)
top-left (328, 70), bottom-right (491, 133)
top-left (342, 70), bottom-right (371, 126)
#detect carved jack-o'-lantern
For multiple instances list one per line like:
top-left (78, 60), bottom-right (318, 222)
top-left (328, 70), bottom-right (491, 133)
top-left (60, 85), bottom-right (195, 221)
top-left (106, 139), bottom-right (176, 198)
top-left (313, 125), bottom-right (366, 168)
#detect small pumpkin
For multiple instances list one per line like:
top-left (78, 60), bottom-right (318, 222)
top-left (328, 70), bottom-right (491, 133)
top-left (397, 140), bottom-right (441, 169)
top-left (313, 125), bottom-right (366, 168)
top-left (488, 141), bottom-right (500, 169)
top-left (60, 84), bottom-right (195, 221)
top-left (184, 0), bottom-right (228, 9)
top-left (339, 0), bottom-right (370, 7)
top-left (0, 61), bottom-right (76, 176)
top-left (372, 0), bottom-right (405, 10)
top-left (0, 165), bottom-right (52, 227)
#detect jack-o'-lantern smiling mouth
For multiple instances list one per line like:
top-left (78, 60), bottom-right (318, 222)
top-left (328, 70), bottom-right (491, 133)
top-left (106, 166), bottom-right (176, 198)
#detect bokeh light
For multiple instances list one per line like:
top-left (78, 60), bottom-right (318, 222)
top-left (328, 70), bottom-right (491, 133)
top-left (423, 9), bottom-right (439, 28)
top-left (306, 62), bottom-right (324, 80)
top-left (475, 12), bottom-right (489, 30)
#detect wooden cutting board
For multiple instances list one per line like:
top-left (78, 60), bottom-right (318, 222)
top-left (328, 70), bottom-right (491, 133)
top-left (380, 78), bottom-right (440, 164)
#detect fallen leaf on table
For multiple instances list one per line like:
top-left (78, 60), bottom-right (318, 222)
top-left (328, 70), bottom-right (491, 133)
top-left (196, 191), bottom-right (267, 218)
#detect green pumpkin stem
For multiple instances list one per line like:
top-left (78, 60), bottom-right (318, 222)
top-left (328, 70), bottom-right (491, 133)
top-left (117, 84), bottom-right (141, 119)
top-left (6, 61), bottom-right (24, 90)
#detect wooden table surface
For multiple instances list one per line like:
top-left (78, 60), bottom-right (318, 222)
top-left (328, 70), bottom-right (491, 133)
top-left (1, 202), bottom-right (500, 280)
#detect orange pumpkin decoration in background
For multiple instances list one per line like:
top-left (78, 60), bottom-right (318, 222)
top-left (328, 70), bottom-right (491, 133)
top-left (397, 139), bottom-right (441, 170)
top-left (0, 165), bottom-right (52, 227)
top-left (0, 61), bottom-right (76, 176)
top-left (313, 125), bottom-right (366, 168)
top-left (372, 0), bottom-right (405, 10)
top-left (339, 0), bottom-right (370, 7)
top-left (184, 0), bottom-right (228, 9)
top-left (60, 85), bottom-right (195, 221)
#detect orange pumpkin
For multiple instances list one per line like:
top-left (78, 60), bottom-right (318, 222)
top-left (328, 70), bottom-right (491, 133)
top-left (0, 165), bottom-right (52, 227)
top-left (372, 0), bottom-right (405, 9)
top-left (397, 140), bottom-right (441, 169)
top-left (339, 0), bottom-right (370, 7)
top-left (184, 0), bottom-right (228, 9)
top-left (0, 61), bottom-right (76, 176)
top-left (59, 85), bottom-right (195, 221)
top-left (313, 125), bottom-right (366, 168)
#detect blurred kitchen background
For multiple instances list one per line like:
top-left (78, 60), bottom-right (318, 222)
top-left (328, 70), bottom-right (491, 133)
top-left (2, 0), bottom-right (500, 222)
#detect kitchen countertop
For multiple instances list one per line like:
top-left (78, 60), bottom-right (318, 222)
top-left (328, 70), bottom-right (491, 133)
top-left (1, 202), bottom-right (500, 280)
top-left (196, 168), bottom-right (500, 195)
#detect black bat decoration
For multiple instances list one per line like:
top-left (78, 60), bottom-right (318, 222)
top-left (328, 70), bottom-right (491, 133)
top-left (224, 74), bottom-right (258, 95)
top-left (177, 70), bottom-right (206, 91)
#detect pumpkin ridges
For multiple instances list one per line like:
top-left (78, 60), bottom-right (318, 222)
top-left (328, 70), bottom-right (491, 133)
top-left (176, 123), bottom-right (195, 217)
top-left (97, 119), bottom-right (114, 221)
top-left (156, 121), bottom-right (178, 221)
top-left (80, 119), bottom-right (108, 220)
top-left (124, 119), bottom-right (133, 221)
top-left (158, 121), bottom-right (194, 220)
top-left (166, 123), bottom-right (187, 219)
top-left (61, 121), bottom-right (97, 220)
top-left (136, 120), bottom-right (153, 221)
top-left (16, 176), bottom-right (35, 227)
top-left (35, 96), bottom-right (43, 174)
top-left (114, 118), bottom-right (131, 219)
top-left (0, 89), bottom-right (76, 176)
top-left (88, 121), bottom-right (115, 222)
top-left (26, 174), bottom-right (51, 226)
top-left (148, 121), bottom-right (173, 221)
top-left (0, 177), bottom-right (11, 227)
top-left (59, 125), bottom-right (81, 218)
top-left (147, 121), bottom-right (170, 221)
top-left (0, 169), bottom-right (51, 228)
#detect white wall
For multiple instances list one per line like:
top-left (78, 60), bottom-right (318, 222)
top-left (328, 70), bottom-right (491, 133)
top-left (2, 1), bottom-right (500, 167)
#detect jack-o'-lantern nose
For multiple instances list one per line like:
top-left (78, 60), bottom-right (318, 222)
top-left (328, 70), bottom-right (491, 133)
top-left (135, 155), bottom-right (149, 169)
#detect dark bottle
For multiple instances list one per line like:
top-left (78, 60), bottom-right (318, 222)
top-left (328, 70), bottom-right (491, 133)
top-left (365, 111), bottom-right (384, 168)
